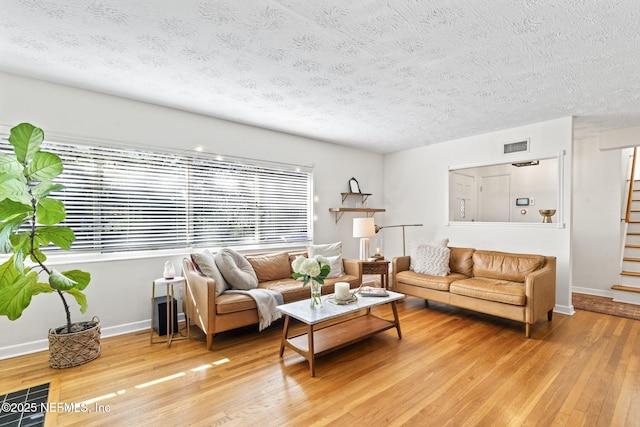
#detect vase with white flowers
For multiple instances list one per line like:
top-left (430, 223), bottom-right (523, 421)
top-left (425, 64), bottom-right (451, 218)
top-left (291, 255), bottom-right (331, 309)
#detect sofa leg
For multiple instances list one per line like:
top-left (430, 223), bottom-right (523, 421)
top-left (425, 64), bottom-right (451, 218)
top-left (207, 334), bottom-right (214, 350)
top-left (424, 300), bottom-right (429, 308)
top-left (548, 310), bottom-right (553, 321)
top-left (525, 323), bottom-right (531, 338)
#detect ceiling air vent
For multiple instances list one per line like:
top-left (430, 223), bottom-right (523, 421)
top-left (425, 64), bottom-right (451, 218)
top-left (503, 139), bottom-right (529, 154)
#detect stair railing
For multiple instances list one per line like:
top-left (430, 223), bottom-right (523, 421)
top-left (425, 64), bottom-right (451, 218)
top-left (625, 147), bottom-right (637, 224)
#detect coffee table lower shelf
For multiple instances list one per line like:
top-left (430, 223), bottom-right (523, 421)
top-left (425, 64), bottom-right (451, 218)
top-left (279, 311), bottom-right (401, 377)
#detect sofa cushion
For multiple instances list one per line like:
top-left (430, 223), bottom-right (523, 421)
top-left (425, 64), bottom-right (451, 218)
top-left (414, 245), bottom-right (451, 276)
top-left (450, 277), bottom-right (526, 306)
top-left (245, 252), bottom-right (291, 282)
top-left (473, 250), bottom-right (544, 282)
top-left (215, 248), bottom-right (258, 290)
top-left (216, 292), bottom-right (257, 314)
top-left (396, 270), bottom-right (468, 291)
top-left (449, 247), bottom-right (475, 276)
top-left (191, 250), bottom-right (229, 297)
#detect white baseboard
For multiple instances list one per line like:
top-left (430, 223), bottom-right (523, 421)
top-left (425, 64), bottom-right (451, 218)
top-left (572, 286), bottom-right (614, 298)
top-left (0, 314), bottom-right (185, 361)
top-left (553, 304), bottom-right (575, 316)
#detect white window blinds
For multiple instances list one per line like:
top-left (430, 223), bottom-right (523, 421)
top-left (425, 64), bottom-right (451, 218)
top-left (28, 140), bottom-right (312, 253)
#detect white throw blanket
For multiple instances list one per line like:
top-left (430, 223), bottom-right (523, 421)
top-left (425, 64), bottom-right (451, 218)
top-left (226, 289), bottom-right (283, 331)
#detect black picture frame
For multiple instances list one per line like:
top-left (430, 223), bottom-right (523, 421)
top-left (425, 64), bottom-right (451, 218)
top-left (349, 177), bottom-right (361, 193)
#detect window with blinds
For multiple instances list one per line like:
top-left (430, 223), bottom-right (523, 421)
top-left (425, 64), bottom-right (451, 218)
top-left (6, 139), bottom-right (312, 253)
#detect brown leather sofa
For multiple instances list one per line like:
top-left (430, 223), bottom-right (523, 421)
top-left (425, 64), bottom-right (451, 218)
top-left (393, 248), bottom-right (556, 337)
top-left (182, 251), bottom-right (361, 349)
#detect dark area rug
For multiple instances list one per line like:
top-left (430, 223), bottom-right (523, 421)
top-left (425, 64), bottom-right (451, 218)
top-left (573, 293), bottom-right (640, 320)
top-left (0, 383), bottom-right (49, 427)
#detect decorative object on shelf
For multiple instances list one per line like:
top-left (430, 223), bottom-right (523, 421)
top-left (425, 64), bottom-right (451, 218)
top-left (539, 209), bottom-right (556, 223)
top-left (163, 261), bottom-right (175, 279)
top-left (353, 217), bottom-right (376, 260)
top-left (330, 190), bottom-right (384, 223)
top-left (348, 177), bottom-right (361, 193)
top-left (374, 223), bottom-right (424, 256)
top-left (0, 123), bottom-right (96, 369)
top-left (291, 255), bottom-right (331, 309)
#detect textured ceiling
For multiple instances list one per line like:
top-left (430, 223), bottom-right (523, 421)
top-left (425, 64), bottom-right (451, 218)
top-left (1, 0), bottom-right (640, 153)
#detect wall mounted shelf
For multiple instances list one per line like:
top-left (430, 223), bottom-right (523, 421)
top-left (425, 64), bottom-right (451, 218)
top-left (329, 207), bottom-right (386, 223)
top-left (341, 192), bottom-right (372, 203)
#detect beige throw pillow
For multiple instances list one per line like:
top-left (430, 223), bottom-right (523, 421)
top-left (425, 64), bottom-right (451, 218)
top-left (191, 250), bottom-right (229, 296)
top-left (215, 248), bottom-right (258, 290)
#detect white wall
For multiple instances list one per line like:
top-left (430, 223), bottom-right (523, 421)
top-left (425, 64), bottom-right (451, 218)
top-left (0, 72), bottom-right (385, 357)
top-left (383, 117), bottom-right (574, 313)
top-left (571, 135), bottom-right (622, 297)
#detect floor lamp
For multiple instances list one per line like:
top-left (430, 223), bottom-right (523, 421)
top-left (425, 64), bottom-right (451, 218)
top-left (374, 224), bottom-right (423, 256)
top-left (353, 217), bottom-right (376, 260)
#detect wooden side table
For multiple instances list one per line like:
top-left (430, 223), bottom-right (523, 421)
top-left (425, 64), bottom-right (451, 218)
top-left (151, 276), bottom-right (190, 348)
top-left (359, 260), bottom-right (391, 290)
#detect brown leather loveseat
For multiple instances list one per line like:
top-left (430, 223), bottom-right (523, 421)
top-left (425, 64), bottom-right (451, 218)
top-left (393, 248), bottom-right (556, 337)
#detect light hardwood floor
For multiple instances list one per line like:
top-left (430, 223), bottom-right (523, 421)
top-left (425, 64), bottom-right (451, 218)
top-left (2, 296), bottom-right (639, 426)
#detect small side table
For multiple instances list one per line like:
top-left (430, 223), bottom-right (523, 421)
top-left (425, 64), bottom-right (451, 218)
top-left (359, 260), bottom-right (391, 290)
top-left (150, 276), bottom-right (190, 348)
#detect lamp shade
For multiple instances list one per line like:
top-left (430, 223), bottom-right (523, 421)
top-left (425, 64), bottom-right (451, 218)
top-left (353, 217), bottom-right (376, 238)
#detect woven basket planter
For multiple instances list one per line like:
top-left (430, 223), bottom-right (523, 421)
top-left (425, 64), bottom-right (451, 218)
top-left (48, 317), bottom-right (101, 369)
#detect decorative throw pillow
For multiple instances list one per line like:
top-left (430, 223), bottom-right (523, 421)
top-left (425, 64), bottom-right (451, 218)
top-left (324, 254), bottom-right (344, 279)
top-left (245, 252), bottom-right (291, 282)
top-left (307, 241), bottom-right (342, 257)
top-left (214, 248), bottom-right (258, 290)
top-left (409, 238), bottom-right (449, 271)
top-left (414, 245), bottom-right (451, 277)
top-left (307, 241), bottom-right (344, 276)
top-left (191, 250), bottom-right (228, 297)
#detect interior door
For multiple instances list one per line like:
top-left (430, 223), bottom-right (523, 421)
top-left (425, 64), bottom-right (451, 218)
top-left (450, 172), bottom-right (476, 221)
top-left (479, 174), bottom-right (510, 222)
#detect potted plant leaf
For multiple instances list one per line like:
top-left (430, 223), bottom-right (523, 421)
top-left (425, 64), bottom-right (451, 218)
top-left (0, 122), bottom-right (99, 368)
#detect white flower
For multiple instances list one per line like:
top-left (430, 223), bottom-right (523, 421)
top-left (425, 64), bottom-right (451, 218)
top-left (292, 255), bottom-right (306, 273)
top-left (300, 257), bottom-right (321, 277)
top-left (291, 254), bottom-right (332, 287)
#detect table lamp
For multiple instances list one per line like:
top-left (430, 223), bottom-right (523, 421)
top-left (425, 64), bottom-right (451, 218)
top-left (353, 217), bottom-right (376, 260)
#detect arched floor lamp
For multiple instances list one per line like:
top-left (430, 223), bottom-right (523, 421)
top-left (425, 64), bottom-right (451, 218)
top-left (374, 224), bottom-right (423, 256)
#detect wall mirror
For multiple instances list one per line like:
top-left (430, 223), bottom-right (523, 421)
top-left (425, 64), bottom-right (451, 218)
top-left (448, 153), bottom-right (563, 224)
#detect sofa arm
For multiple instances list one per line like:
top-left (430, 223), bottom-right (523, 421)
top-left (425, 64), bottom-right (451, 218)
top-left (342, 258), bottom-right (362, 278)
top-left (392, 256), bottom-right (411, 290)
top-left (393, 256), bottom-right (410, 273)
top-left (182, 258), bottom-right (217, 349)
top-left (525, 256), bottom-right (556, 323)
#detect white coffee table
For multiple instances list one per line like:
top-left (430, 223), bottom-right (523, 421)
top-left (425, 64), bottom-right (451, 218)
top-left (277, 290), bottom-right (404, 377)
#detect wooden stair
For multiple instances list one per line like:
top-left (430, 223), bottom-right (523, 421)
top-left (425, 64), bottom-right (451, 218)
top-left (612, 284), bottom-right (640, 293)
top-left (615, 148), bottom-right (640, 304)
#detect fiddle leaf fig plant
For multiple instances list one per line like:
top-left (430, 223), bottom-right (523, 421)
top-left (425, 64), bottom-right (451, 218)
top-left (0, 123), bottom-right (90, 333)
